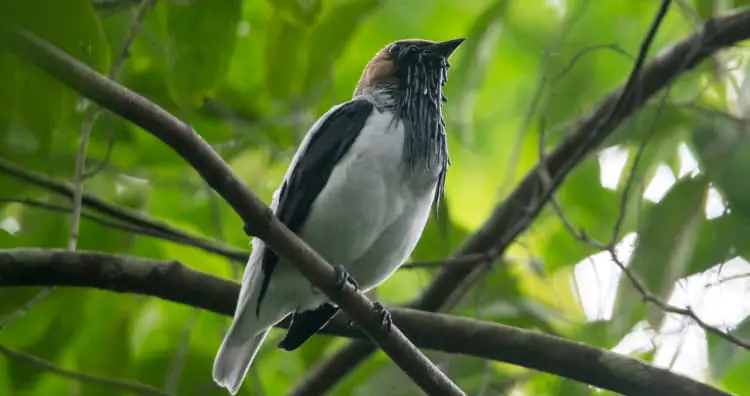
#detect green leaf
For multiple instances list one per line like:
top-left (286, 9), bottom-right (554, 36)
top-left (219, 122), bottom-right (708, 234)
top-left (72, 294), bottom-right (136, 396)
top-left (708, 315), bottom-right (750, 382)
top-left (364, 354), bottom-right (503, 396)
top-left (539, 159), bottom-right (623, 271)
top-left (410, 212), bottom-right (470, 262)
top-left (693, 0), bottom-right (716, 18)
top-left (134, 351), bottom-right (226, 396)
top-left (269, 0), bottom-right (324, 26)
top-left (527, 371), bottom-right (593, 396)
top-left (328, 351), bottom-right (389, 396)
top-left (166, 0), bottom-right (242, 106)
top-left (264, 14), bottom-right (308, 100)
top-left (296, 335), bottom-right (336, 370)
top-left (687, 212), bottom-right (748, 276)
top-left (691, 116), bottom-right (750, 220)
top-left (447, 0), bottom-right (509, 142)
top-left (0, 0), bottom-right (109, 169)
top-left (737, 48), bottom-right (750, 118)
top-left (717, 356), bottom-right (750, 396)
top-left (3, 290), bottom-right (88, 391)
top-left (0, 355), bottom-right (11, 396)
top-left (573, 320), bottom-right (614, 349)
top-left (15, 201), bottom-right (70, 249)
top-left (301, 0), bottom-right (382, 95)
top-left (611, 176), bottom-right (708, 340)
top-left (0, 227), bottom-right (16, 249)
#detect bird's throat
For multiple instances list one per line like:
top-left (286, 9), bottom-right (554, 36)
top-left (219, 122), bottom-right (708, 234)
top-left (396, 63), bottom-right (450, 176)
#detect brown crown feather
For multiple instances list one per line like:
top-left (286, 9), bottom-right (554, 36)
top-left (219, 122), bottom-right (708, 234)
top-left (353, 39), bottom-right (436, 97)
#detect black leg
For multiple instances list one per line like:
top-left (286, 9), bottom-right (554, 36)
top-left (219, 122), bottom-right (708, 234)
top-left (333, 265), bottom-right (359, 291)
top-left (371, 301), bottom-right (392, 333)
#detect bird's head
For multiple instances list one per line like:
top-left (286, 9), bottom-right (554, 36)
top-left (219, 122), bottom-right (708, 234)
top-left (354, 38), bottom-right (464, 98)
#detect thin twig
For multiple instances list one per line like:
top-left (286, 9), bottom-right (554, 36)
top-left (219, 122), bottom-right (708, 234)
top-left (550, 44), bottom-right (635, 84)
top-left (0, 291), bottom-right (55, 329)
top-left (401, 251), bottom-right (498, 270)
top-left (0, 196), bottom-right (248, 261)
top-left (706, 272), bottom-right (750, 288)
top-left (82, 124), bottom-right (116, 180)
top-left (86, 0), bottom-right (152, 178)
top-left (0, 158), bottom-right (249, 260)
top-left (606, 248), bottom-right (750, 350)
top-left (71, 113), bottom-right (94, 249)
top-left (599, 0), bottom-right (673, 131)
top-left (0, 343), bottom-right (172, 396)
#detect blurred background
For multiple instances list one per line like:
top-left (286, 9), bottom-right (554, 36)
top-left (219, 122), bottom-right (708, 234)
top-left (1, 0), bottom-right (750, 395)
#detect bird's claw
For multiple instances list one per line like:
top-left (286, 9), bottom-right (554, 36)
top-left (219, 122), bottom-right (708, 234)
top-left (344, 302), bottom-right (391, 333)
top-left (372, 301), bottom-right (392, 333)
top-left (334, 265), bottom-right (359, 292)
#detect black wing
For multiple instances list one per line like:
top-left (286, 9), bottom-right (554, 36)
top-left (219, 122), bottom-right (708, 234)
top-left (255, 99), bottom-right (375, 315)
top-left (277, 303), bottom-right (340, 351)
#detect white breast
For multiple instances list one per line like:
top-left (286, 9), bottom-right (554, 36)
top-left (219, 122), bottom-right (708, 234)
top-left (275, 107), bottom-right (439, 308)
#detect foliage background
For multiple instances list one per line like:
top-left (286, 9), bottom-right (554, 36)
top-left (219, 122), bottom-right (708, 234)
top-left (1, 0), bottom-right (750, 395)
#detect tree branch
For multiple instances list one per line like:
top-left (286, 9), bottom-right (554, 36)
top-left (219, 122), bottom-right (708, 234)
top-left (0, 248), bottom-right (730, 396)
top-left (290, 6), bottom-right (750, 393)
top-left (1, 25), bottom-right (464, 396)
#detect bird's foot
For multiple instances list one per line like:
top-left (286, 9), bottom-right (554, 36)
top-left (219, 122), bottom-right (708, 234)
top-left (371, 301), bottom-right (392, 333)
top-left (343, 302), bottom-right (391, 332)
top-left (333, 265), bottom-right (359, 292)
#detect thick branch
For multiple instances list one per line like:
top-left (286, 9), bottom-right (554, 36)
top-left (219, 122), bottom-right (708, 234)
top-left (292, 7), bottom-right (750, 393)
top-left (0, 248), bottom-right (729, 396)
top-left (1, 25), bottom-right (463, 395)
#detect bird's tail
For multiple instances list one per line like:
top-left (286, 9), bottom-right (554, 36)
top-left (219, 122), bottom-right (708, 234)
top-left (213, 244), bottom-right (286, 395)
top-left (213, 324), bottom-right (270, 395)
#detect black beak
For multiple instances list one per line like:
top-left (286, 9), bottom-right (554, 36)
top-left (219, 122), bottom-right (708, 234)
top-left (427, 38), bottom-right (465, 58)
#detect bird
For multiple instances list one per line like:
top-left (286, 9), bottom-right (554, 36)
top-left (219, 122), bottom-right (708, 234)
top-left (212, 37), bottom-right (464, 395)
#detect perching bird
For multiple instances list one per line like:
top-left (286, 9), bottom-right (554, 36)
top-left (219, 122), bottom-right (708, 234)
top-left (212, 37), bottom-right (464, 395)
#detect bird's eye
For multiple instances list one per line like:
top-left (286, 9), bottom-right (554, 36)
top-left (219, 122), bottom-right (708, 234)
top-left (388, 43), bottom-right (403, 58)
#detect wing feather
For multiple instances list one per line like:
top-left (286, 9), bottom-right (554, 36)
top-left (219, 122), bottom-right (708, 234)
top-left (255, 99), bottom-right (375, 314)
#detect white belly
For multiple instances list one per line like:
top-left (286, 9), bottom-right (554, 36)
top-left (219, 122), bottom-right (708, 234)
top-left (271, 108), bottom-right (439, 309)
